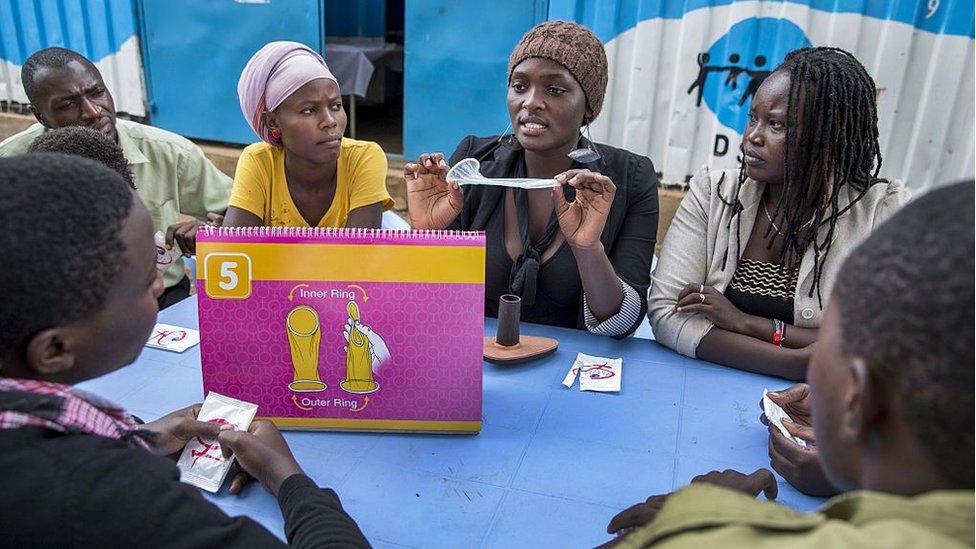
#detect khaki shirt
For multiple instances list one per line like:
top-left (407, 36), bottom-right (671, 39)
top-left (0, 119), bottom-right (232, 288)
top-left (617, 484), bottom-right (974, 548)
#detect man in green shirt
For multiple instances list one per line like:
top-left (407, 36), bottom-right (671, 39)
top-left (604, 181), bottom-right (974, 547)
top-left (0, 47), bottom-right (232, 308)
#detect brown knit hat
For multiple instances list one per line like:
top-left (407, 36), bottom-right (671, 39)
top-left (508, 20), bottom-right (609, 122)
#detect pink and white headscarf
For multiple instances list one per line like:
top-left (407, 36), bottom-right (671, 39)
top-left (237, 41), bottom-right (339, 144)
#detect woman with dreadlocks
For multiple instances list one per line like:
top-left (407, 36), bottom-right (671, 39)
top-left (648, 46), bottom-right (909, 380)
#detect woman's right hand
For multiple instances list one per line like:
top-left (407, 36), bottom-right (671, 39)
top-left (218, 419), bottom-right (304, 497)
top-left (404, 153), bottom-right (463, 230)
top-left (759, 383), bottom-right (840, 497)
top-left (767, 422), bottom-right (840, 497)
top-left (760, 383), bottom-right (813, 427)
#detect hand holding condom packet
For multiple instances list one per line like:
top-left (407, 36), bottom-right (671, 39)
top-left (154, 230), bottom-right (182, 272)
top-left (763, 389), bottom-right (809, 448)
top-left (176, 392), bottom-right (259, 493)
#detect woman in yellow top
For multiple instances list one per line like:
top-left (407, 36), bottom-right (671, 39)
top-left (225, 41), bottom-right (393, 228)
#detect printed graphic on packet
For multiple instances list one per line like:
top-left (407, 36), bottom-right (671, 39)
top-left (154, 231), bottom-right (182, 272)
top-left (762, 389), bottom-right (808, 447)
top-left (562, 352), bottom-right (622, 392)
top-left (176, 392), bottom-right (258, 493)
top-left (145, 323), bottom-right (200, 353)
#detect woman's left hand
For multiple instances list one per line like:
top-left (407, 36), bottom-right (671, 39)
top-left (552, 169), bottom-right (616, 250)
top-left (142, 404), bottom-right (222, 457)
top-left (674, 283), bottom-right (749, 332)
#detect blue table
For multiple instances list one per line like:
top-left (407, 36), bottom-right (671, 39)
top-left (78, 298), bottom-right (824, 548)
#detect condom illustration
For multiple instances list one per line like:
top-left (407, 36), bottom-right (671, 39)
top-left (340, 301), bottom-right (387, 394)
top-left (286, 305), bottom-right (326, 392)
top-left (447, 158), bottom-right (557, 189)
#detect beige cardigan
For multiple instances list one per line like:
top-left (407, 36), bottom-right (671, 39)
top-left (649, 166), bottom-right (910, 357)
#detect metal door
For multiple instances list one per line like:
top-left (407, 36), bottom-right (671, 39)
top-left (138, 0), bottom-right (323, 144)
top-left (0, 0), bottom-right (146, 117)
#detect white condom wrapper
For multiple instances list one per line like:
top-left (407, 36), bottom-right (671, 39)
top-left (577, 353), bottom-right (622, 392)
top-left (177, 392), bottom-right (259, 493)
top-left (763, 389), bottom-right (808, 448)
top-left (154, 230), bottom-right (182, 272)
top-left (562, 352), bottom-right (622, 392)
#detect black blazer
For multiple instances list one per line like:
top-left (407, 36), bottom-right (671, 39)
top-left (448, 135), bottom-right (659, 337)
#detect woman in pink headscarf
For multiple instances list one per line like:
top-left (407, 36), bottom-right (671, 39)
top-left (224, 41), bottom-right (393, 228)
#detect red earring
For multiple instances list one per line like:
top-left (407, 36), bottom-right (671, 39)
top-left (270, 128), bottom-right (281, 140)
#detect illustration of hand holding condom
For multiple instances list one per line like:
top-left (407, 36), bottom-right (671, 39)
top-left (341, 301), bottom-right (390, 394)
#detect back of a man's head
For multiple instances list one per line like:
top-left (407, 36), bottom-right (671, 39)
top-left (0, 154), bottom-right (133, 360)
top-left (21, 47), bottom-right (92, 104)
top-left (833, 180), bottom-right (975, 487)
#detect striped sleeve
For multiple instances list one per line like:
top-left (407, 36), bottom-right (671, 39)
top-left (583, 278), bottom-right (644, 337)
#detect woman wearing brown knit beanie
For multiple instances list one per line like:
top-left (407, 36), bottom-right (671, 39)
top-left (405, 21), bottom-right (659, 337)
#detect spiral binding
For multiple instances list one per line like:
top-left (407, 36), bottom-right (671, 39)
top-left (198, 226), bottom-right (483, 241)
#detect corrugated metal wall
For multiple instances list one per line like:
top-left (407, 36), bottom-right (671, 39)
top-left (0, 0), bottom-right (146, 116)
top-left (550, 0), bottom-right (975, 192)
top-left (2, 0), bottom-right (972, 189)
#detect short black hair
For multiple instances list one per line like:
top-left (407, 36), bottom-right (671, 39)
top-left (0, 154), bottom-right (134, 358)
top-left (27, 126), bottom-right (135, 189)
top-left (21, 47), bottom-right (94, 104)
top-left (833, 181), bottom-right (975, 487)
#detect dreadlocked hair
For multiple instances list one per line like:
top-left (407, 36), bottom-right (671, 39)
top-left (725, 46), bottom-right (887, 306)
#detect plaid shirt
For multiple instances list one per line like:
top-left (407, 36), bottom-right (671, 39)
top-left (0, 378), bottom-right (151, 449)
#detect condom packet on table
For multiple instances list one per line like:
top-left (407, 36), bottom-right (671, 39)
top-left (154, 230), bottom-right (182, 272)
top-left (562, 353), bottom-right (622, 392)
top-left (763, 389), bottom-right (808, 447)
top-left (176, 392), bottom-right (258, 493)
top-left (145, 323), bottom-right (200, 353)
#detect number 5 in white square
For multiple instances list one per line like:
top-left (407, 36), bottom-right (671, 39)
top-left (204, 253), bottom-right (252, 299)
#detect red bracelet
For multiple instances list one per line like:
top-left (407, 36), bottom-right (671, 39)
top-left (772, 319), bottom-right (784, 347)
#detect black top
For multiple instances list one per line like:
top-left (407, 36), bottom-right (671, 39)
top-left (0, 427), bottom-right (369, 548)
top-left (448, 135), bottom-right (659, 336)
top-left (724, 258), bottom-right (797, 324)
